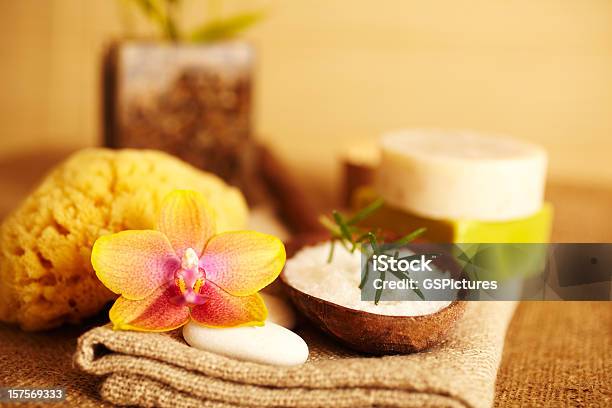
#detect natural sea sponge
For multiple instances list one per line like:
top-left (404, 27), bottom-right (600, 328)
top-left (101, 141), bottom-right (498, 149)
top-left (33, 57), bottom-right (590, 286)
top-left (0, 148), bottom-right (248, 331)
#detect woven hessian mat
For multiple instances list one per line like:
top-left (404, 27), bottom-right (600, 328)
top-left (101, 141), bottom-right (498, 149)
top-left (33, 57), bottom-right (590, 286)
top-left (0, 316), bottom-right (111, 407)
top-left (494, 301), bottom-right (611, 407)
top-left (71, 302), bottom-right (514, 408)
top-left (0, 302), bottom-right (609, 407)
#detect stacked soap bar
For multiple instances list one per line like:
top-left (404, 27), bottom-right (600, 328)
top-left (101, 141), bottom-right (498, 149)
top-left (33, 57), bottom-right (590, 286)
top-left (352, 130), bottom-right (552, 244)
top-left (354, 189), bottom-right (553, 243)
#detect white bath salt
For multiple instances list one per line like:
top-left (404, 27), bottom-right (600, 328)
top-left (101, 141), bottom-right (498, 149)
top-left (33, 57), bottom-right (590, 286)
top-left (284, 241), bottom-right (451, 316)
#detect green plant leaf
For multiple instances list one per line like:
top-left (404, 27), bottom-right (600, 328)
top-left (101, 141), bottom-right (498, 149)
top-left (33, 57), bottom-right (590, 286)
top-left (394, 227), bottom-right (427, 245)
top-left (332, 211), bottom-right (352, 242)
top-left (319, 215), bottom-right (340, 237)
top-left (374, 269), bottom-right (385, 305)
top-left (351, 231), bottom-right (371, 252)
top-left (163, 0), bottom-right (181, 40)
top-left (327, 239), bottom-right (336, 263)
top-left (366, 232), bottom-right (379, 252)
top-left (190, 11), bottom-right (264, 43)
top-left (128, 0), bottom-right (180, 40)
top-left (387, 268), bottom-right (409, 281)
top-left (359, 258), bottom-right (371, 289)
top-left (413, 286), bottom-right (425, 300)
top-left (131, 0), bottom-right (159, 17)
top-left (347, 197), bottom-right (384, 225)
top-left (130, 1), bottom-right (165, 26)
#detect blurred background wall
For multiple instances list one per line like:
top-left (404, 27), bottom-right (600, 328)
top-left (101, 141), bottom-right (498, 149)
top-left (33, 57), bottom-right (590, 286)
top-left (1, 0), bottom-right (611, 203)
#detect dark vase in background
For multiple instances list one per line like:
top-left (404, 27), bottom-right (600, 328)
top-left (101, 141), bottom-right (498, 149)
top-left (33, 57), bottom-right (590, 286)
top-left (102, 41), bottom-right (254, 186)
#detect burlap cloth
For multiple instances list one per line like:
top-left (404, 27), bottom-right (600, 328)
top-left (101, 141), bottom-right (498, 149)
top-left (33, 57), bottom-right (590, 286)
top-left (1, 301), bottom-right (609, 407)
top-left (73, 302), bottom-right (515, 408)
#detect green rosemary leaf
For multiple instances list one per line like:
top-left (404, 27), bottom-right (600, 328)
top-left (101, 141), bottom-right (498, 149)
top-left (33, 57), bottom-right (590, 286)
top-left (359, 257), bottom-right (371, 289)
top-left (353, 231), bottom-right (371, 242)
top-left (337, 238), bottom-right (352, 253)
top-left (350, 231), bottom-right (371, 252)
top-left (190, 11), bottom-right (264, 43)
top-left (366, 232), bottom-right (379, 252)
top-left (319, 215), bottom-right (340, 236)
top-left (333, 211), bottom-right (352, 242)
top-left (374, 288), bottom-right (382, 305)
top-left (327, 239), bottom-right (336, 263)
top-left (374, 269), bottom-right (385, 305)
top-left (394, 227), bottom-right (427, 245)
top-left (413, 286), bottom-right (426, 300)
top-left (396, 253), bottom-right (427, 262)
top-left (387, 268), bottom-right (409, 281)
top-left (391, 250), bottom-right (429, 300)
top-left (347, 197), bottom-right (384, 225)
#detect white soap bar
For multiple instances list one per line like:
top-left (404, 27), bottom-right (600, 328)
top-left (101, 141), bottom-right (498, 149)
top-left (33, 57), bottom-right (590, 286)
top-left (376, 130), bottom-right (547, 221)
top-left (183, 321), bottom-right (309, 366)
top-left (261, 292), bottom-right (296, 329)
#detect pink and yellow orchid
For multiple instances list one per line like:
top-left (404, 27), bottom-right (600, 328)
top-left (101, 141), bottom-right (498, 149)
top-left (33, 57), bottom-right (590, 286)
top-left (91, 190), bottom-right (285, 332)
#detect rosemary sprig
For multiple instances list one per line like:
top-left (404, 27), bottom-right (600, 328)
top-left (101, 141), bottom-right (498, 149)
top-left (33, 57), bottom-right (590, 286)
top-left (346, 197), bottom-right (384, 225)
top-left (319, 199), bottom-right (426, 304)
top-left (395, 227), bottom-right (427, 246)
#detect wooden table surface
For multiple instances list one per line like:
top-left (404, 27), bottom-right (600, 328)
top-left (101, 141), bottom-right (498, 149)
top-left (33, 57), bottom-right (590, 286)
top-left (0, 149), bottom-right (610, 407)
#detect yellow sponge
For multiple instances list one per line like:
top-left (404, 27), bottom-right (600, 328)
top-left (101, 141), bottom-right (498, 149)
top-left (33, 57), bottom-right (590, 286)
top-left (0, 148), bottom-right (248, 331)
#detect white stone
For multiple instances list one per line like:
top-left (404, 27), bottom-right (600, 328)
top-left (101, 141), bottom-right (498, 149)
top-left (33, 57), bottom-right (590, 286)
top-left (183, 321), bottom-right (309, 366)
top-left (260, 292), bottom-right (296, 329)
top-left (376, 130), bottom-right (547, 221)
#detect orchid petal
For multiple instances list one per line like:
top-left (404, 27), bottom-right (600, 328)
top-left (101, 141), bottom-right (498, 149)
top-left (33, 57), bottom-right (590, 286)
top-left (157, 190), bottom-right (216, 257)
top-left (190, 281), bottom-right (267, 327)
top-left (109, 282), bottom-right (190, 332)
top-left (201, 231), bottom-right (285, 296)
top-left (92, 230), bottom-right (179, 300)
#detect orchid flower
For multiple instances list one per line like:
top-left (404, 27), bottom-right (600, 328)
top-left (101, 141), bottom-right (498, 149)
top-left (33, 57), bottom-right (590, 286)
top-left (91, 190), bottom-right (285, 331)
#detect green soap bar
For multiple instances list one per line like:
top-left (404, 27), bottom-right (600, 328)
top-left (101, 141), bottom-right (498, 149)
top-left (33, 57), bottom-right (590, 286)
top-left (353, 187), bottom-right (553, 243)
top-left (353, 188), bottom-right (553, 281)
